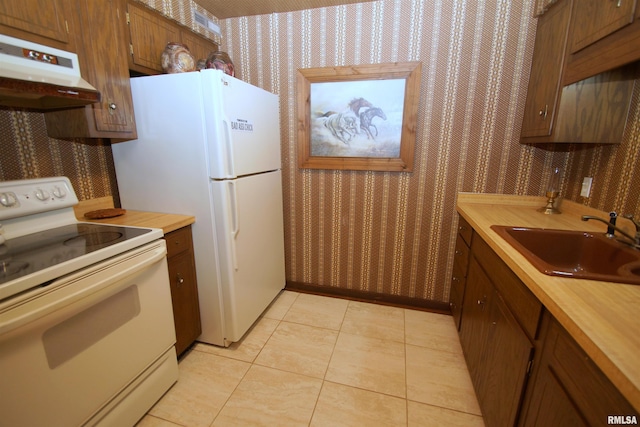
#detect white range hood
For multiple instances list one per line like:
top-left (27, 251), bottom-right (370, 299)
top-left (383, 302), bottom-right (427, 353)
top-left (0, 34), bottom-right (100, 110)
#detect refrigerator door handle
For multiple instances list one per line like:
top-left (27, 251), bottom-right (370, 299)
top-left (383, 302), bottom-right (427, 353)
top-left (228, 181), bottom-right (239, 271)
top-left (222, 117), bottom-right (235, 178)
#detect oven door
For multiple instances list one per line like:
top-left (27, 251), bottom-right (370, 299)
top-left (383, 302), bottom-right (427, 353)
top-left (0, 240), bottom-right (177, 427)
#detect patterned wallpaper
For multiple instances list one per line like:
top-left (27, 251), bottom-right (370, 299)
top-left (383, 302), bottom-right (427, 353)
top-left (1, 0), bottom-right (639, 306)
top-left (0, 110), bottom-right (118, 200)
top-left (219, 0), bottom-right (640, 303)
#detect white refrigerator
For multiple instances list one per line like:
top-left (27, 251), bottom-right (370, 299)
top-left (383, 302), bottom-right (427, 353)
top-left (112, 69), bottom-right (285, 347)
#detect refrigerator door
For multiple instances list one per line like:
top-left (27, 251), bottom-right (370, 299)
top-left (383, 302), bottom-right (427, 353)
top-left (210, 170), bottom-right (285, 343)
top-left (113, 72), bottom-right (227, 346)
top-left (201, 69), bottom-right (281, 179)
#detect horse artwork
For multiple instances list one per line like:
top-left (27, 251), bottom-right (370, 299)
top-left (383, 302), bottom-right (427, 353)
top-left (298, 62), bottom-right (422, 171)
top-left (347, 97), bottom-right (374, 131)
top-left (309, 78), bottom-right (406, 159)
top-left (321, 111), bottom-right (357, 144)
top-left (359, 107), bottom-right (387, 140)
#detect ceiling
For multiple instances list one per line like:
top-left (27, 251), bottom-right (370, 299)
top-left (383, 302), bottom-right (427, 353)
top-left (192, 0), bottom-right (377, 19)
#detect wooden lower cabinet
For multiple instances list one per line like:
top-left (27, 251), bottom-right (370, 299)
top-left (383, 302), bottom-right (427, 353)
top-left (459, 256), bottom-right (534, 427)
top-left (450, 215), bottom-right (472, 330)
top-left (519, 311), bottom-right (638, 426)
top-left (164, 225), bottom-right (201, 357)
top-left (457, 227), bottom-right (638, 426)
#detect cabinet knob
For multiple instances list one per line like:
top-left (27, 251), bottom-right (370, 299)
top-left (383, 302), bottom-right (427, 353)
top-left (108, 102), bottom-right (117, 111)
top-left (538, 104), bottom-right (548, 119)
top-left (176, 273), bottom-right (184, 286)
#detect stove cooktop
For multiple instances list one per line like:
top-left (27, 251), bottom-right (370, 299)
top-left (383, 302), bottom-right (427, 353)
top-left (0, 223), bottom-right (153, 286)
top-left (0, 177), bottom-right (164, 302)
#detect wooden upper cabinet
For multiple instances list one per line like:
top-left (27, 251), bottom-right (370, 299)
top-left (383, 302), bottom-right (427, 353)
top-left (0, 0), bottom-right (71, 48)
top-left (521, 0), bottom-right (638, 144)
top-left (180, 30), bottom-right (217, 64)
top-left (80, 0), bottom-right (135, 135)
top-left (127, 1), bottom-right (181, 74)
top-left (563, 0), bottom-right (640, 84)
top-left (126, 1), bottom-right (218, 75)
top-left (45, 0), bottom-right (137, 140)
top-left (521, 0), bottom-right (572, 139)
top-left (569, 0), bottom-right (637, 53)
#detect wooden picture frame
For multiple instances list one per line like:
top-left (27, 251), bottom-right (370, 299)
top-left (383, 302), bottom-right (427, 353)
top-left (297, 62), bottom-right (421, 172)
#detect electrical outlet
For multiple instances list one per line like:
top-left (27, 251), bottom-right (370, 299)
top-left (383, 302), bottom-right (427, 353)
top-left (581, 177), bottom-right (593, 197)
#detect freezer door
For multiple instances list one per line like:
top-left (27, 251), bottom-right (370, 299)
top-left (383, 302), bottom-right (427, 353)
top-left (201, 69), bottom-right (282, 179)
top-left (210, 170), bottom-right (285, 343)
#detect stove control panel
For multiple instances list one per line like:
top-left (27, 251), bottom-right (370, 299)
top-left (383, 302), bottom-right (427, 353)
top-left (0, 177), bottom-right (78, 221)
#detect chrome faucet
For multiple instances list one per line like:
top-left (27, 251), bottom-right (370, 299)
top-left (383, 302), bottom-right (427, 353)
top-left (581, 213), bottom-right (640, 249)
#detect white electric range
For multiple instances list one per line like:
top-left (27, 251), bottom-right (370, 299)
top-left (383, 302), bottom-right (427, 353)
top-left (0, 177), bottom-right (178, 426)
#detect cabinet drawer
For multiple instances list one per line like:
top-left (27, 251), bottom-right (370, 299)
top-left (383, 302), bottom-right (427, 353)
top-left (471, 235), bottom-right (542, 340)
top-left (164, 226), bottom-right (193, 258)
top-left (457, 215), bottom-right (473, 246)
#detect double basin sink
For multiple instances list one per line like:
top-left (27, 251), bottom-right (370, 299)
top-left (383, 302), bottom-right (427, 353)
top-left (491, 226), bottom-right (640, 285)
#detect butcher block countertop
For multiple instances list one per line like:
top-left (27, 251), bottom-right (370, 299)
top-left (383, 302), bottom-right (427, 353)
top-left (74, 196), bottom-right (195, 235)
top-left (457, 193), bottom-right (640, 412)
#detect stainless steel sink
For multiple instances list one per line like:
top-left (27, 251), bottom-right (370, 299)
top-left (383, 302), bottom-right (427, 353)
top-left (490, 226), bottom-right (640, 285)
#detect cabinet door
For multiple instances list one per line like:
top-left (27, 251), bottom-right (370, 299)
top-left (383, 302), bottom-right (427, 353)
top-left (181, 30), bottom-right (217, 64)
top-left (520, 362), bottom-right (588, 427)
top-left (449, 265), bottom-right (465, 330)
top-left (570, 0), bottom-right (637, 53)
top-left (127, 1), bottom-right (181, 74)
top-left (80, 0), bottom-right (135, 134)
top-left (167, 250), bottom-right (202, 356)
top-left (520, 313), bottom-right (638, 426)
top-left (450, 233), bottom-right (470, 330)
top-left (461, 256), bottom-right (535, 427)
top-left (0, 0), bottom-right (70, 46)
top-left (479, 290), bottom-right (533, 427)
top-left (459, 257), bottom-right (493, 384)
top-left (521, 0), bottom-right (572, 138)
top-left (44, 0), bottom-right (137, 139)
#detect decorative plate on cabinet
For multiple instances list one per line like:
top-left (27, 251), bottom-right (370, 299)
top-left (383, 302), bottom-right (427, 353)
top-left (161, 42), bottom-right (196, 74)
top-left (205, 51), bottom-right (235, 77)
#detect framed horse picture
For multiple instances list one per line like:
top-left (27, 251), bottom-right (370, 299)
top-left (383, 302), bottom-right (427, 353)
top-left (296, 62), bottom-right (421, 172)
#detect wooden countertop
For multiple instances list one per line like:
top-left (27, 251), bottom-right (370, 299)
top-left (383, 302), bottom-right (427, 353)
top-left (74, 196), bottom-right (195, 235)
top-left (457, 193), bottom-right (640, 412)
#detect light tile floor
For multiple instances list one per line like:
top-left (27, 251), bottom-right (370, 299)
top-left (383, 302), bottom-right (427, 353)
top-left (137, 291), bottom-right (485, 427)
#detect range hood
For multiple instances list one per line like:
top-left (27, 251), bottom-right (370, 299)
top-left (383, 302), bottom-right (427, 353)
top-left (0, 34), bottom-right (100, 110)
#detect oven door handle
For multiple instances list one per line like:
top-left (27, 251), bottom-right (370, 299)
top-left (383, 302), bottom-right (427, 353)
top-left (0, 243), bottom-right (167, 336)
